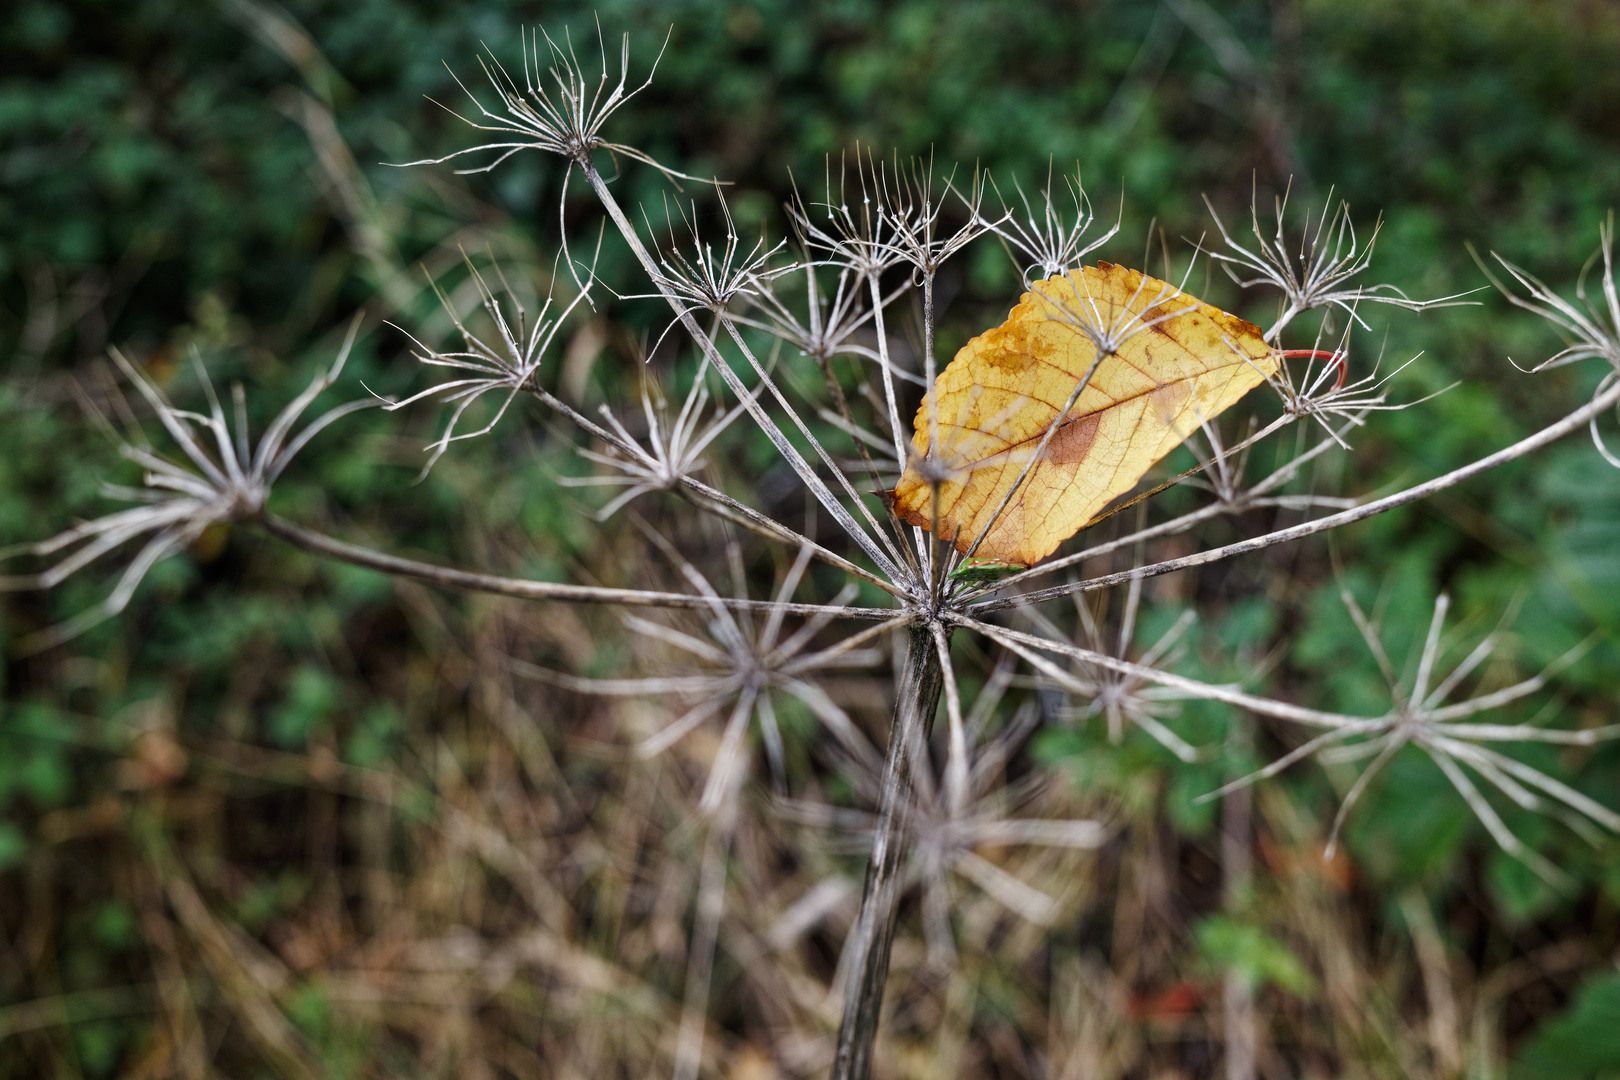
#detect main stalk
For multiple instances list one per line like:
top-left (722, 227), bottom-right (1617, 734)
top-left (830, 622), bottom-right (947, 1080)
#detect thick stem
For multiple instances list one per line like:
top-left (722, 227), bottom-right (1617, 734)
top-left (830, 622), bottom-right (948, 1080)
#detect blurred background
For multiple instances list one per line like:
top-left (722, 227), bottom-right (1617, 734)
top-left (2, 1), bottom-right (1618, 1077)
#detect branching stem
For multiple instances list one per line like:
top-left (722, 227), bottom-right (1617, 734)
top-left (580, 160), bottom-right (910, 585)
top-left (974, 373), bottom-right (1620, 611)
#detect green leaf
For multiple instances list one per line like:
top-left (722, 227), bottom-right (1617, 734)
top-left (1513, 973), bottom-right (1620, 1080)
top-left (0, 821), bottom-right (26, 870)
top-left (269, 666), bottom-right (341, 750)
top-left (947, 559), bottom-right (1025, 587)
top-left (343, 702), bottom-right (402, 768)
top-left (1195, 916), bottom-right (1315, 996)
top-left (91, 901), bottom-right (138, 949)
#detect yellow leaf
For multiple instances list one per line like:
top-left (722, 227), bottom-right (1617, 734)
top-left (891, 262), bottom-right (1276, 567)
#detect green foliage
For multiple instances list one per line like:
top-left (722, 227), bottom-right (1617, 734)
top-left (1194, 915), bottom-right (1314, 996)
top-left (0, 820), bottom-right (25, 870)
top-left (947, 559), bottom-right (1026, 586)
top-left (287, 983), bottom-right (372, 1080)
top-left (89, 901), bottom-right (137, 950)
top-left (269, 664), bottom-right (341, 749)
top-left (1513, 973), bottom-right (1620, 1080)
top-left (344, 701), bottom-right (402, 767)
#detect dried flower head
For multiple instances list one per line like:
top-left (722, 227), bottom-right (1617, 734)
top-left (984, 163), bottom-right (1121, 286)
top-left (517, 535), bottom-right (901, 811)
top-left (1204, 592), bottom-right (1619, 887)
top-left (385, 256), bottom-right (592, 473)
top-left (561, 360), bottom-right (759, 520)
top-left (403, 23), bottom-right (680, 177)
top-left (786, 665), bottom-right (1105, 968)
top-left (1205, 182), bottom-right (1477, 343)
top-left (1, 318), bottom-right (368, 648)
top-left (1473, 214), bottom-right (1620, 466)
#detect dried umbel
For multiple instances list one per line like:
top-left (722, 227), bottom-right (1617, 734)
top-left (1, 317), bottom-right (369, 649)
top-left (1204, 182), bottom-right (1479, 343)
top-left (982, 163), bottom-right (1121, 286)
top-left (386, 257), bottom-right (593, 473)
top-left (10, 23), bottom-right (1620, 1080)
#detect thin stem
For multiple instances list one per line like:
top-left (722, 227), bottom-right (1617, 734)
top-left (541, 377), bottom-right (902, 594)
top-left (923, 271), bottom-right (946, 601)
top-left (674, 480), bottom-right (903, 597)
top-left (672, 780), bottom-right (740, 1080)
top-left (961, 407), bottom-right (1343, 599)
top-left (960, 615), bottom-right (1370, 730)
top-left (580, 160), bottom-right (908, 584)
top-left (866, 269), bottom-right (912, 473)
top-left (258, 514), bottom-right (895, 620)
top-left (973, 374), bottom-right (1620, 611)
top-left (717, 317), bottom-right (912, 574)
top-left (1223, 713), bottom-right (1256, 1080)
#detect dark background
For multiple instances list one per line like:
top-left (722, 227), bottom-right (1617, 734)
top-left (2, 1), bottom-right (1618, 1077)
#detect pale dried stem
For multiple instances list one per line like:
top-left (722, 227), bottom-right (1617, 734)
top-left (959, 616), bottom-right (1366, 730)
top-left (963, 410), bottom-right (1351, 600)
top-left (259, 515), bottom-right (894, 620)
top-left (673, 753), bottom-right (743, 1080)
top-left (540, 375), bottom-right (900, 594)
top-left (580, 161), bottom-right (911, 586)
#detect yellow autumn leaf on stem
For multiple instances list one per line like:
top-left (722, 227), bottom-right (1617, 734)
top-left (891, 261), bottom-right (1277, 568)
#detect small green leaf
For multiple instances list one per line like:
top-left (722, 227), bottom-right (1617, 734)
top-left (269, 666), bottom-right (340, 749)
top-left (948, 559), bottom-right (1025, 587)
top-left (1195, 916), bottom-right (1314, 996)
top-left (91, 901), bottom-right (138, 949)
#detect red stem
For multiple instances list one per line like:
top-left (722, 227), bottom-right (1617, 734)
top-left (1277, 348), bottom-right (1348, 392)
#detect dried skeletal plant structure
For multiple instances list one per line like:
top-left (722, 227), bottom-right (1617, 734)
top-left (520, 536), bottom-right (893, 811)
top-left (1202, 592), bottom-right (1620, 889)
top-left (558, 363), bottom-right (758, 521)
top-left (11, 24), bottom-right (1620, 1080)
top-left (733, 257), bottom-right (892, 376)
top-left (785, 665), bottom-right (1105, 972)
top-left (983, 162), bottom-right (1122, 286)
top-left (383, 254), bottom-right (597, 473)
top-left (0, 317), bottom-right (369, 649)
top-left (1473, 213), bottom-right (1620, 466)
top-left (400, 23), bottom-right (707, 195)
top-left (1203, 182), bottom-right (1481, 343)
top-left (1024, 580), bottom-right (1206, 762)
top-left (513, 537), bottom-right (898, 1080)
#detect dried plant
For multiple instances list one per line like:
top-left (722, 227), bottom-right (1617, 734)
top-left (984, 162), bottom-right (1121, 286)
top-left (385, 254), bottom-right (595, 473)
top-left (0, 316), bottom-right (368, 649)
top-left (9, 23), bottom-right (1620, 1080)
top-left (1204, 181), bottom-right (1480, 342)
